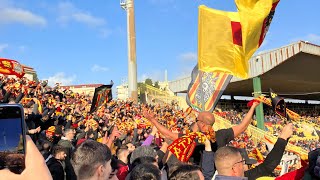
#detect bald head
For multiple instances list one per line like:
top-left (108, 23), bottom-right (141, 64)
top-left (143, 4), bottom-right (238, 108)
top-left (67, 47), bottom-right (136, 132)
top-left (197, 111), bottom-right (215, 126)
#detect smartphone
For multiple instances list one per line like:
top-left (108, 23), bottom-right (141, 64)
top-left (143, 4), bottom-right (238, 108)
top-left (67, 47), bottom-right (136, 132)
top-left (0, 104), bottom-right (26, 174)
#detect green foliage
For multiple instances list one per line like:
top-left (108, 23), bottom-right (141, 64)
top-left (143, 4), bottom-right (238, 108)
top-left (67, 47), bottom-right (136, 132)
top-left (32, 73), bottom-right (39, 82)
top-left (138, 82), bottom-right (146, 93)
top-left (145, 78), bottom-right (153, 86)
top-left (154, 81), bottom-right (160, 89)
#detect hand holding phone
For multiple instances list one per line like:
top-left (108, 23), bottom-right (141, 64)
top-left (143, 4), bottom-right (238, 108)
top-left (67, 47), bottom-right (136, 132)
top-left (0, 104), bottom-right (26, 174)
top-left (0, 136), bottom-right (52, 180)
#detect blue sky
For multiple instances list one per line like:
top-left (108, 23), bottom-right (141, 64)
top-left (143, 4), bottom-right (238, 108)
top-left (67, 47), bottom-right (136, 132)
top-left (0, 0), bottom-right (319, 88)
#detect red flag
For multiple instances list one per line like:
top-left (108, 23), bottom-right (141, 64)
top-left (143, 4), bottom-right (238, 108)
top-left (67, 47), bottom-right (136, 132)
top-left (0, 58), bottom-right (25, 78)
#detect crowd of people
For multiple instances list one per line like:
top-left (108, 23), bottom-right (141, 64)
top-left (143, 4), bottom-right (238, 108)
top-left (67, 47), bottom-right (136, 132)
top-left (217, 109), bottom-right (320, 152)
top-left (0, 76), bottom-right (319, 180)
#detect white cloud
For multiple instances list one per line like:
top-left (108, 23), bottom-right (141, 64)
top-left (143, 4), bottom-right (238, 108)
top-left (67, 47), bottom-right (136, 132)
top-left (305, 34), bottom-right (320, 44)
top-left (174, 65), bottom-right (195, 80)
top-left (57, 2), bottom-right (105, 27)
top-left (91, 64), bottom-right (109, 72)
top-left (291, 34), bottom-right (320, 44)
top-left (178, 52), bottom-right (197, 62)
top-left (0, 7), bottom-right (46, 26)
top-left (72, 13), bottom-right (105, 27)
top-left (139, 70), bottom-right (164, 82)
top-left (0, 43), bottom-right (8, 53)
top-left (46, 72), bottom-right (76, 86)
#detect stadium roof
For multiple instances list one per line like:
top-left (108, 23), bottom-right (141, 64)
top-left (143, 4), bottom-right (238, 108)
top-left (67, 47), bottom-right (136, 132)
top-left (224, 41), bottom-right (320, 100)
top-left (169, 41), bottom-right (320, 100)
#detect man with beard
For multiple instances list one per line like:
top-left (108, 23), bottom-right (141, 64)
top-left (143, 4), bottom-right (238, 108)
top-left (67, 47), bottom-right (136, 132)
top-left (46, 145), bottom-right (67, 180)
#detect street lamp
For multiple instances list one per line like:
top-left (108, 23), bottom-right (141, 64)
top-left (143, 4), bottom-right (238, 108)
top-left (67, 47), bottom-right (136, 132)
top-left (120, 0), bottom-right (138, 102)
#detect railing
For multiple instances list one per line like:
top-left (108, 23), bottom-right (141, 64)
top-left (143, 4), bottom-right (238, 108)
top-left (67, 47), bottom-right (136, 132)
top-left (143, 84), bottom-right (310, 156)
top-left (213, 114), bottom-right (309, 156)
top-left (144, 84), bottom-right (189, 110)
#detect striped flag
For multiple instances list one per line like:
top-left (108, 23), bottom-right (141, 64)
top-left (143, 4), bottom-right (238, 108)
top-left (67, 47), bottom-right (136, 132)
top-left (186, 64), bottom-right (232, 112)
top-left (90, 84), bottom-right (113, 113)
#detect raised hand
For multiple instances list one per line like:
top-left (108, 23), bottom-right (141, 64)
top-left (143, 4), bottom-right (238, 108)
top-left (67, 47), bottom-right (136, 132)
top-left (252, 101), bottom-right (261, 108)
top-left (143, 109), bottom-right (156, 123)
top-left (279, 123), bottom-right (293, 140)
top-left (109, 126), bottom-right (121, 141)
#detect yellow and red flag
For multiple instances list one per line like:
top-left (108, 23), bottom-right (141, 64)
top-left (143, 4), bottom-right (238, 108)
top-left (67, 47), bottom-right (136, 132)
top-left (235, 0), bottom-right (280, 60)
top-left (168, 132), bottom-right (206, 162)
top-left (250, 148), bottom-right (264, 163)
top-left (249, 95), bottom-right (301, 121)
top-left (198, 6), bottom-right (246, 78)
top-left (0, 58), bottom-right (25, 78)
top-left (198, 1), bottom-right (280, 78)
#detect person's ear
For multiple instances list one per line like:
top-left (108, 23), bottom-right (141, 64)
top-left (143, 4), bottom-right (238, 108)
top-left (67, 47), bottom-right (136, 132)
top-left (97, 164), bottom-right (105, 177)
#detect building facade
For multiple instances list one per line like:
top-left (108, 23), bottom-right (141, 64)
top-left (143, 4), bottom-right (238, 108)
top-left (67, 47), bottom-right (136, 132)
top-left (116, 84), bottom-right (129, 100)
top-left (23, 65), bottom-right (36, 80)
top-left (60, 84), bottom-right (103, 96)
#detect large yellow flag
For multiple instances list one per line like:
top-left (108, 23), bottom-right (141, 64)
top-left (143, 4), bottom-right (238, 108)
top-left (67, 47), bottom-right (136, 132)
top-left (235, 0), bottom-right (280, 60)
top-left (198, 5), bottom-right (246, 78)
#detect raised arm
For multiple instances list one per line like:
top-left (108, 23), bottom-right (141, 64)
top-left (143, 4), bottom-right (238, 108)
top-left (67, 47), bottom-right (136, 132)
top-left (143, 110), bottom-right (179, 141)
top-left (232, 102), bottom-right (260, 137)
top-left (245, 123), bottom-right (293, 180)
top-left (142, 126), bottom-right (157, 146)
top-left (202, 138), bottom-right (215, 180)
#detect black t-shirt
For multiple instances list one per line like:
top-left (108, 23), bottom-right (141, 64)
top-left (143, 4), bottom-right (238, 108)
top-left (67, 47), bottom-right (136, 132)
top-left (178, 128), bottom-right (234, 165)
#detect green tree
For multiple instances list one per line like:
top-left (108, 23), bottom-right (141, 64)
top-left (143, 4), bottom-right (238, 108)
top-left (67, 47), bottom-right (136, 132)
top-left (138, 82), bottom-right (146, 93)
top-left (145, 78), bottom-right (153, 86)
top-left (32, 73), bottom-right (39, 82)
top-left (154, 81), bottom-right (160, 89)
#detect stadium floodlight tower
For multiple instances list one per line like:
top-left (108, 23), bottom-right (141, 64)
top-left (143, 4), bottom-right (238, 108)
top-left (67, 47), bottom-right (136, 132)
top-left (120, 0), bottom-right (138, 102)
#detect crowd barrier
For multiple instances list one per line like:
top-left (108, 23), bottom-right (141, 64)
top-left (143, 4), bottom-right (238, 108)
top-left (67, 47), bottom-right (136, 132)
top-left (144, 84), bottom-right (189, 110)
top-left (142, 86), bottom-right (310, 156)
top-left (213, 114), bottom-right (309, 156)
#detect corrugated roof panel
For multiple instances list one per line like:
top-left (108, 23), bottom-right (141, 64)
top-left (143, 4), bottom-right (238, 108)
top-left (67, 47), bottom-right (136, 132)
top-left (302, 42), bottom-right (320, 56)
top-left (169, 41), bottom-right (320, 92)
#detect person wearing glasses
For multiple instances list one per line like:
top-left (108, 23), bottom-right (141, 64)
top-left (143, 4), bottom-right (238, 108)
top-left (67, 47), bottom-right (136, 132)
top-left (214, 123), bottom-right (293, 180)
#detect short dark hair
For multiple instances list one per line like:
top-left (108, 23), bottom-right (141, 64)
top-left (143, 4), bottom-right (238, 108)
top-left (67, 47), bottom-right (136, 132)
top-left (72, 140), bottom-right (112, 180)
top-left (52, 145), bottom-right (66, 156)
top-left (130, 156), bottom-right (157, 171)
top-left (169, 164), bottom-right (201, 180)
top-left (129, 164), bottom-right (161, 180)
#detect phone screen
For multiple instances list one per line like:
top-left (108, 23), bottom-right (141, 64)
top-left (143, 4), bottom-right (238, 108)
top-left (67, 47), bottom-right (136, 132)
top-left (0, 105), bottom-right (26, 174)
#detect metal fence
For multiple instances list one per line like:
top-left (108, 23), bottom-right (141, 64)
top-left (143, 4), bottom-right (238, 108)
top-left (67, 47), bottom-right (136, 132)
top-left (142, 84), bottom-right (309, 156)
top-left (143, 84), bottom-right (189, 110)
top-left (213, 114), bottom-right (309, 156)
